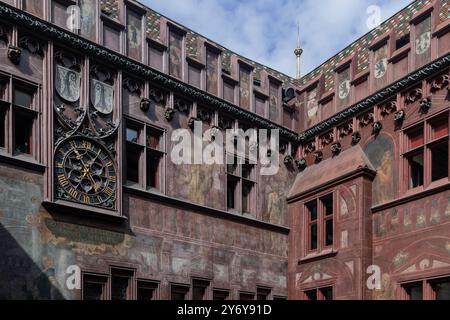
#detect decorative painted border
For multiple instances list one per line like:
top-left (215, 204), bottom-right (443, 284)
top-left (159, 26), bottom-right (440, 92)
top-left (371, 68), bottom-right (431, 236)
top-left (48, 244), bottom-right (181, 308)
top-left (1, 4), bottom-right (449, 144)
top-left (0, 3), bottom-right (301, 142)
top-left (301, 53), bottom-right (450, 141)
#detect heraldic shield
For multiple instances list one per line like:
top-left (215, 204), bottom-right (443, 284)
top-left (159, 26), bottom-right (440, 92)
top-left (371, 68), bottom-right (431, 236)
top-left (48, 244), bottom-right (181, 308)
top-left (55, 65), bottom-right (81, 103)
top-left (91, 79), bottom-right (114, 115)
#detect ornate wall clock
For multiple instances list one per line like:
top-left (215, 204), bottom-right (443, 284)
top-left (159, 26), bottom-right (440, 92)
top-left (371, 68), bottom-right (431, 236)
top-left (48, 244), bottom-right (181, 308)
top-left (54, 137), bottom-right (117, 209)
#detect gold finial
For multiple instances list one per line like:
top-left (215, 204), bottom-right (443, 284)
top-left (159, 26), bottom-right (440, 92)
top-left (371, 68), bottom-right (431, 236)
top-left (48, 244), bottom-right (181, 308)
top-left (295, 20), bottom-right (303, 80)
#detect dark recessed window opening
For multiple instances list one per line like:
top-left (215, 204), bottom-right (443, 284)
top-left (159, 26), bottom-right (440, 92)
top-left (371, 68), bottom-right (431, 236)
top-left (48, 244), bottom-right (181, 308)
top-left (320, 287), bottom-right (333, 300)
top-left (111, 272), bottom-right (131, 300)
top-left (242, 181), bottom-right (252, 213)
top-left (171, 285), bottom-right (189, 301)
top-left (213, 290), bottom-right (229, 300)
top-left (403, 282), bottom-right (423, 300)
top-left (147, 153), bottom-right (161, 189)
top-left (192, 280), bottom-right (210, 300)
top-left (82, 275), bottom-right (106, 300)
top-left (239, 292), bottom-right (255, 300)
top-left (137, 281), bottom-right (158, 301)
top-left (304, 289), bottom-right (317, 301)
top-left (227, 178), bottom-right (238, 210)
top-left (432, 278), bottom-right (450, 300)
top-left (126, 145), bottom-right (141, 184)
top-left (126, 127), bottom-right (139, 143)
top-left (431, 141), bottom-right (448, 182)
top-left (257, 288), bottom-right (271, 300)
top-left (0, 110), bottom-right (5, 148)
top-left (409, 152), bottom-right (424, 188)
top-left (396, 33), bottom-right (410, 50)
top-left (306, 200), bottom-right (318, 251)
top-left (14, 113), bottom-right (33, 155)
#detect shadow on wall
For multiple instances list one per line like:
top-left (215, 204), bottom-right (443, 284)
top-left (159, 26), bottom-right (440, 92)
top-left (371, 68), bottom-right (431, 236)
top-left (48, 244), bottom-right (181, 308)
top-left (0, 223), bottom-right (64, 300)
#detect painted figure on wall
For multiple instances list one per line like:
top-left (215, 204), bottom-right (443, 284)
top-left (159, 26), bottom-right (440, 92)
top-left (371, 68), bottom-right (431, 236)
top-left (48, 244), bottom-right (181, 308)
top-left (269, 82), bottom-right (279, 122)
top-left (364, 135), bottom-right (395, 206)
top-left (127, 10), bottom-right (142, 61)
top-left (306, 87), bottom-right (319, 128)
top-left (169, 31), bottom-right (183, 79)
top-left (239, 69), bottom-right (250, 110)
top-left (80, 0), bottom-right (97, 41)
top-left (206, 50), bottom-right (218, 95)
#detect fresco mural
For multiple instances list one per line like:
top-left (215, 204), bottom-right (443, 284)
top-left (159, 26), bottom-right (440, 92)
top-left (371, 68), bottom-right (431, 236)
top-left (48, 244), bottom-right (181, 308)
top-left (127, 9), bottom-right (142, 61)
top-left (269, 82), bottom-right (280, 122)
top-left (80, 0), bottom-right (97, 42)
top-left (169, 31), bottom-right (183, 79)
top-left (336, 67), bottom-right (351, 112)
top-left (415, 16), bottom-right (432, 69)
top-left (372, 43), bottom-right (389, 91)
top-left (305, 87), bottom-right (320, 128)
top-left (364, 135), bottom-right (395, 206)
top-left (239, 68), bottom-right (251, 110)
top-left (206, 50), bottom-right (218, 95)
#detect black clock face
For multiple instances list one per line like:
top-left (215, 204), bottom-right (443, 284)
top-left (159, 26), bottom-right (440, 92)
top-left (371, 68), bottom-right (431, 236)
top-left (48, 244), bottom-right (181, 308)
top-left (55, 138), bottom-right (117, 208)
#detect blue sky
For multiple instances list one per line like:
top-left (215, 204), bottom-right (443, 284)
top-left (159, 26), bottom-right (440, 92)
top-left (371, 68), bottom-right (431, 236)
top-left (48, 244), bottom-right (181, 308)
top-left (142, 0), bottom-right (413, 78)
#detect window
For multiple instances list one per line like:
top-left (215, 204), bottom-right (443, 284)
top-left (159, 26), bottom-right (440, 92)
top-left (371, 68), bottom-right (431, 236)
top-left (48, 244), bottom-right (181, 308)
top-left (403, 114), bottom-right (449, 190)
top-left (213, 289), bottom-right (229, 300)
top-left (305, 194), bottom-right (334, 253)
top-left (137, 281), bottom-right (158, 300)
top-left (239, 292), bottom-right (255, 300)
top-left (192, 280), bottom-right (210, 300)
top-left (52, 1), bottom-right (71, 30)
top-left (82, 269), bottom-right (158, 300)
top-left (403, 282), bottom-right (423, 300)
top-left (226, 155), bottom-right (256, 214)
top-left (125, 119), bottom-right (165, 191)
top-left (0, 110), bottom-right (5, 149)
top-left (401, 277), bottom-right (450, 300)
top-left (257, 287), bottom-right (271, 300)
top-left (396, 33), bottom-right (410, 50)
top-left (82, 275), bottom-right (107, 300)
top-left (171, 285), bottom-right (189, 301)
top-left (111, 269), bottom-right (133, 300)
top-left (431, 278), bottom-right (450, 300)
top-left (304, 287), bottom-right (333, 300)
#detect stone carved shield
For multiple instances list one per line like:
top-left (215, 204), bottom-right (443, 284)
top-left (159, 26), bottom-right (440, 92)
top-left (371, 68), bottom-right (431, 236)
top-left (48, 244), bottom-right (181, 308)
top-left (55, 65), bottom-right (81, 102)
top-left (90, 79), bottom-right (114, 114)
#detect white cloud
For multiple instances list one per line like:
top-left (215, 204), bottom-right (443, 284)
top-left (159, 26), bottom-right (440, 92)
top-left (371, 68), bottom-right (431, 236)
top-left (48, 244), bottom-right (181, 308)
top-left (142, 0), bottom-right (413, 78)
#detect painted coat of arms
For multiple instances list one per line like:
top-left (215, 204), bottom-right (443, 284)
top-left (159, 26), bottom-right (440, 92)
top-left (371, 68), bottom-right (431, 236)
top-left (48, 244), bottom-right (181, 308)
top-left (55, 65), bottom-right (81, 102)
top-left (415, 31), bottom-right (431, 55)
top-left (91, 79), bottom-right (114, 114)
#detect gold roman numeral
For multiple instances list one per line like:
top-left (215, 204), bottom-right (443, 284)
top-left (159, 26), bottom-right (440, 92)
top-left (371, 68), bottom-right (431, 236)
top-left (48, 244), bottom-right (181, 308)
top-left (68, 187), bottom-right (79, 199)
top-left (105, 187), bottom-right (114, 197)
top-left (57, 174), bottom-right (69, 187)
top-left (109, 176), bottom-right (117, 183)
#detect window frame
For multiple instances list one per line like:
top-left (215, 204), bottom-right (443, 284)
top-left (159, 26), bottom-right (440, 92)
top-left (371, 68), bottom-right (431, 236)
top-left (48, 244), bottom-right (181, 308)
top-left (401, 111), bottom-right (450, 193)
top-left (304, 192), bottom-right (335, 255)
top-left (0, 75), bottom-right (41, 163)
top-left (303, 286), bottom-right (334, 301)
top-left (399, 276), bottom-right (450, 300)
top-left (124, 117), bottom-right (166, 193)
top-left (226, 153), bottom-right (256, 215)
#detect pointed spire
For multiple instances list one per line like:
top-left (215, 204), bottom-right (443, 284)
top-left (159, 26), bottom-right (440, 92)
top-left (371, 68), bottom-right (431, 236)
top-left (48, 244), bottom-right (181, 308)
top-left (294, 20), bottom-right (303, 80)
